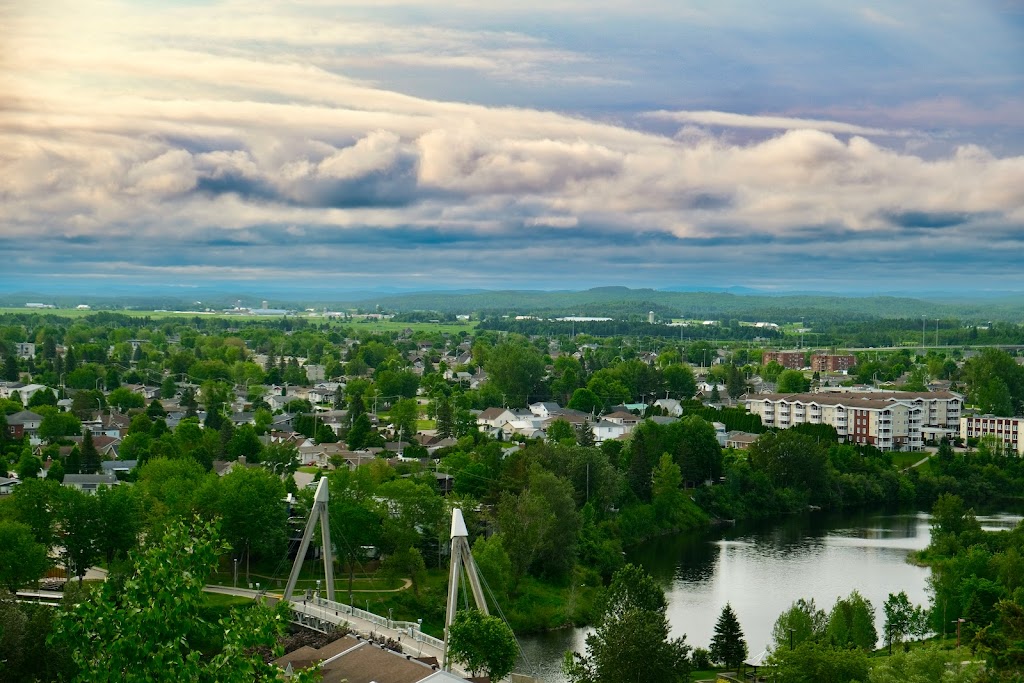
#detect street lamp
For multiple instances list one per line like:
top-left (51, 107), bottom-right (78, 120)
top-left (955, 618), bottom-right (965, 649)
top-left (233, 558), bottom-right (238, 588)
top-left (788, 628), bottom-right (795, 651)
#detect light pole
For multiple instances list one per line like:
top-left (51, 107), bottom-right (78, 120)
top-left (233, 558), bottom-right (238, 588)
top-left (788, 628), bottom-right (795, 650)
top-left (955, 617), bottom-right (965, 649)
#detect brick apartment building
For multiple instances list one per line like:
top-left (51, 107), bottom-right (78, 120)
top-left (762, 350), bottom-right (806, 369)
top-left (811, 353), bottom-right (857, 373)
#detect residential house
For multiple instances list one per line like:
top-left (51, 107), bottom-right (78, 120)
top-left (8, 410), bottom-right (44, 439)
top-left (63, 473), bottom-right (119, 493)
top-left (0, 476), bottom-right (21, 495)
top-left (15, 342), bottom-right (36, 359)
top-left (593, 419), bottom-right (629, 443)
top-left (725, 431), bottom-right (760, 449)
top-left (654, 398), bottom-right (683, 417)
top-left (528, 401), bottom-right (562, 419)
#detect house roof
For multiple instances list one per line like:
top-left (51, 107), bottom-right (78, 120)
top-left (7, 410), bottom-right (44, 424)
top-left (63, 474), bottom-right (119, 486)
top-left (478, 407), bottom-right (509, 420)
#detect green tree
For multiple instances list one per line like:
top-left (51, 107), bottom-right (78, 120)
top-left (472, 534), bottom-right (513, 606)
top-left (0, 520), bottom-right (50, 592)
top-left (825, 590), bottom-right (877, 650)
top-left (564, 563), bottom-right (691, 683)
top-left (346, 412), bottom-right (375, 450)
top-left (328, 491), bottom-right (384, 604)
top-left (568, 388), bottom-right (603, 415)
top-left (226, 424), bottom-right (263, 462)
top-left (868, 646), bottom-right (985, 683)
top-left (218, 468), bottom-right (287, 581)
top-left (80, 429), bottom-right (100, 474)
top-left (107, 387), bottom-right (145, 412)
top-left (16, 450), bottom-right (43, 479)
top-left (56, 486), bottom-right (102, 584)
top-left (446, 609), bottom-right (518, 681)
top-left (769, 641), bottom-right (869, 683)
top-left (49, 517), bottom-right (313, 682)
top-left (10, 478), bottom-right (60, 549)
top-left (710, 603), bottom-right (747, 669)
top-left (159, 376), bottom-right (177, 399)
top-left (772, 598), bottom-right (827, 650)
top-left (389, 398), bottom-right (419, 442)
top-left (749, 430), bottom-right (827, 496)
top-left (776, 369), bottom-right (811, 394)
top-left (485, 342), bottom-right (546, 407)
top-left (38, 412), bottom-right (82, 442)
top-left (146, 399), bottom-right (167, 418)
top-left (96, 485), bottom-right (142, 565)
top-left (435, 395), bottom-right (455, 439)
top-left (883, 591), bottom-right (926, 648)
top-left (663, 364), bottom-right (697, 399)
top-left (27, 388), bottom-right (58, 408)
top-left (547, 418), bottom-right (577, 444)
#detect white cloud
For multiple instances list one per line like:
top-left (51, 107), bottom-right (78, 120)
top-left (1, 0), bottom-right (1022, 289)
top-left (646, 110), bottom-right (906, 137)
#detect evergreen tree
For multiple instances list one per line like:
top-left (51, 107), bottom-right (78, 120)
top-left (159, 376), bottom-right (177, 399)
top-left (81, 430), bottom-right (100, 475)
top-left (2, 354), bottom-right (19, 381)
top-left (710, 603), bottom-right (747, 669)
top-left (435, 395), bottom-right (455, 438)
top-left (146, 400), bottom-right (166, 418)
top-left (65, 446), bottom-right (82, 475)
top-left (576, 420), bottom-right (596, 447)
top-left (346, 412), bottom-right (373, 450)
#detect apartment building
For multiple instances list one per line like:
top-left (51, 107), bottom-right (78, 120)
top-left (746, 393), bottom-right (924, 451)
top-left (762, 350), bottom-right (806, 369)
top-left (960, 415), bottom-right (1024, 455)
top-left (817, 389), bottom-right (963, 429)
top-left (811, 353), bottom-right (857, 373)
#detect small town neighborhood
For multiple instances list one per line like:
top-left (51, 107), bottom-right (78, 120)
top-left (2, 309), bottom-right (1024, 683)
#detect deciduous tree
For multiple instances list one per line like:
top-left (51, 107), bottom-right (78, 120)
top-left (564, 563), bottom-right (691, 683)
top-left (0, 520), bottom-right (50, 592)
top-left (49, 517), bottom-right (313, 682)
top-left (447, 609), bottom-right (518, 681)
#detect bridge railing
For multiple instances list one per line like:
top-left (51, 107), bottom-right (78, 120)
top-left (306, 597), bottom-right (444, 651)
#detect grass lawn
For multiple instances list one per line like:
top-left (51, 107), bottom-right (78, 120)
top-left (297, 466), bottom-right (321, 474)
top-left (891, 452), bottom-right (927, 469)
top-left (346, 320), bottom-right (477, 334)
top-left (416, 419), bottom-right (436, 430)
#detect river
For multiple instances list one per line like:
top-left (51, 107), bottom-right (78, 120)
top-left (515, 508), bottom-right (1022, 683)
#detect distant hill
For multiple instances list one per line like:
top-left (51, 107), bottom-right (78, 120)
top-left (344, 287), bottom-right (1024, 322)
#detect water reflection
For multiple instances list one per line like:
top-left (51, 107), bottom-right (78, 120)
top-left (516, 510), bottom-right (1022, 683)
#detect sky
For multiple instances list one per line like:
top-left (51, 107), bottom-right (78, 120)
top-left (2, 0), bottom-right (1023, 296)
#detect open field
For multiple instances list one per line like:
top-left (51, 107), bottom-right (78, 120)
top-left (0, 308), bottom-right (478, 333)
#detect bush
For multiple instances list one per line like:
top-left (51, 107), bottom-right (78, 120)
top-left (691, 647), bottom-right (712, 669)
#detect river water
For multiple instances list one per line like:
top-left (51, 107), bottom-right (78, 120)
top-left (515, 509), bottom-right (1022, 683)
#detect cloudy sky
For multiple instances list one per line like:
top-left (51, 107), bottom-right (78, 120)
top-left (2, 0), bottom-right (1023, 296)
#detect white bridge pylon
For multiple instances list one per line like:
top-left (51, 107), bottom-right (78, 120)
top-left (283, 478), bottom-right (335, 603)
top-left (442, 507), bottom-right (489, 671)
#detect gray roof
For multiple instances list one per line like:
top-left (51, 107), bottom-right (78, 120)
top-left (63, 474), bottom-right (119, 486)
top-left (7, 410), bottom-right (44, 424)
top-left (101, 460), bottom-right (138, 473)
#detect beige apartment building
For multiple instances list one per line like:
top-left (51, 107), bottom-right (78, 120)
top-left (747, 390), bottom-right (963, 451)
top-left (960, 415), bottom-right (1024, 455)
